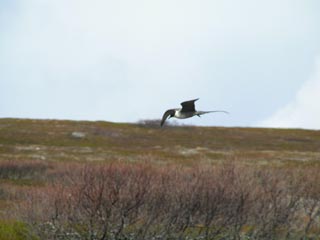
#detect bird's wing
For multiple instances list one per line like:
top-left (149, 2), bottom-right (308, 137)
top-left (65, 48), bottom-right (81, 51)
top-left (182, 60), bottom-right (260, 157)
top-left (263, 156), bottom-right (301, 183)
top-left (180, 98), bottom-right (199, 112)
top-left (161, 109), bottom-right (175, 127)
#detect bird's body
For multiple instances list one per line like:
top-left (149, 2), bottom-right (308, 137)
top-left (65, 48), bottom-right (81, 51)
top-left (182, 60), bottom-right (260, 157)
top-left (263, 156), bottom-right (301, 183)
top-left (173, 109), bottom-right (195, 119)
top-left (172, 109), bottom-right (214, 119)
top-left (161, 98), bottom-right (228, 127)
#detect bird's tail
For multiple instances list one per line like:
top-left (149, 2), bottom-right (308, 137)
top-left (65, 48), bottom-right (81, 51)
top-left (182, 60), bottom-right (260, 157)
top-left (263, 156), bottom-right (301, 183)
top-left (196, 110), bottom-right (229, 116)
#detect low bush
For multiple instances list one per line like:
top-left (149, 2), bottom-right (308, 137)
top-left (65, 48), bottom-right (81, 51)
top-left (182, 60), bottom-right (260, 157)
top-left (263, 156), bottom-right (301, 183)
top-left (14, 162), bottom-right (320, 240)
top-left (0, 161), bottom-right (48, 181)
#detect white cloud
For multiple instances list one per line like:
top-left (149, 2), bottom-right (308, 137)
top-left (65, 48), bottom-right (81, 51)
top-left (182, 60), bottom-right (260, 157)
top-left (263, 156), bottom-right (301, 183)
top-left (259, 58), bottom-right (320, 129)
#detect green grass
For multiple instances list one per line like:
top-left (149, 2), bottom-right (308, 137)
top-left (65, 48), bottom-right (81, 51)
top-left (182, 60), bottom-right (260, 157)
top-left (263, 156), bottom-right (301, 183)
top-left (0, 220), bottom-right (38, 240)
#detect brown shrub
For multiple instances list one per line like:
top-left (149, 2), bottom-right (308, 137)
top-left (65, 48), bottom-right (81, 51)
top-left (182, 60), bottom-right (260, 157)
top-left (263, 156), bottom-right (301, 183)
top-left (0, 160), bottom-right (49, 180)
top-left (13, 161), bottom-right (320, 240)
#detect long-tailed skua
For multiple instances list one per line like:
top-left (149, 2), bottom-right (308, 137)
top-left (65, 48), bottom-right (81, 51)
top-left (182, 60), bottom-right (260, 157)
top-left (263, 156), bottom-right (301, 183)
top-left (161, 98), bottom-right (228, 127)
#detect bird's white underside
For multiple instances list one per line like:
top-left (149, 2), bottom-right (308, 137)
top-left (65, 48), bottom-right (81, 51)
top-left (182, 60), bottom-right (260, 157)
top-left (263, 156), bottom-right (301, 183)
top-left (174, 109), bottom-right (196, 119)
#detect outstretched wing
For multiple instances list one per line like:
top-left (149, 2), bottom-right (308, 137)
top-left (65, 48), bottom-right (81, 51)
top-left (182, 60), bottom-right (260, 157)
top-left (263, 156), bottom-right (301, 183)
top-left (161, 109), bottom-right (175, 127)
top-left (180, 98), bottom-right (199, 112)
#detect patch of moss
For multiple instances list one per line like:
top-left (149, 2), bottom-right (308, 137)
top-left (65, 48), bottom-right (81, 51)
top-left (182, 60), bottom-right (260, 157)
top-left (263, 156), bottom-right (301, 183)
top-left (0, 220), bottom-right (38, 240)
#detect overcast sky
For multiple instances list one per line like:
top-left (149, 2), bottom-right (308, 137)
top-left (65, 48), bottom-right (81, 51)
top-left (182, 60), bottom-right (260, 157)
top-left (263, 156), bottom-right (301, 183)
top-left (1, 0), bottom-right (320, 128)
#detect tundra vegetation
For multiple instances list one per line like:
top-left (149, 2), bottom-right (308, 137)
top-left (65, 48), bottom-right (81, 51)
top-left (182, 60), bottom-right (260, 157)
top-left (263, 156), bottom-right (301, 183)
top-left (0, 118), bottom-right (320, 239)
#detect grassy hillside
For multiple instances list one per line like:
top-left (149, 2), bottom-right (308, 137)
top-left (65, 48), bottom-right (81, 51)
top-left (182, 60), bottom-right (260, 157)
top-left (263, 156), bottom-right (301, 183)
top-left (1, 118), bottom-right (320, 240)
top-left (1, 118), bottom-right (320, 166)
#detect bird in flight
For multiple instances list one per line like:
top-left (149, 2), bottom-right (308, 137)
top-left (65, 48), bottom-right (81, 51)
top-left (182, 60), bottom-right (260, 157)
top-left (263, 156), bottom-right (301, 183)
top-left (161, 98), bottom-right (228, 127)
